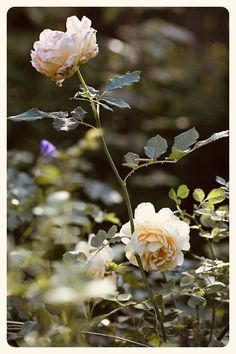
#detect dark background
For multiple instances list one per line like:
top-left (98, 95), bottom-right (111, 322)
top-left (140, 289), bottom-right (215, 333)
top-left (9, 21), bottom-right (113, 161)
top-left (7, 7), bottom-right (229, 218)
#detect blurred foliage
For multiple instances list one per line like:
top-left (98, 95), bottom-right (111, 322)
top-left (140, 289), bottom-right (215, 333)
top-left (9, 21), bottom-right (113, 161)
top-left (7, 7), bottom-right (228, 211)
top-left (7, 7), bottom-right (229, 347)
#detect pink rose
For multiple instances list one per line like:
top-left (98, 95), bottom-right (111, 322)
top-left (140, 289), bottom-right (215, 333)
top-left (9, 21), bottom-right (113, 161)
top-left (31, 16), bottom-right (98, 86)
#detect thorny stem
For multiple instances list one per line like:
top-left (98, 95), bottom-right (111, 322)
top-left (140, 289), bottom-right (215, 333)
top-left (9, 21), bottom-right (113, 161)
top-left (77, 69), bottom-right (167, 343)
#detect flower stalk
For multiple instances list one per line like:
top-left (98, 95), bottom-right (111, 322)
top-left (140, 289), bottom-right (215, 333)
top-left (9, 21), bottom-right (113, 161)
top-left (77, 69), bottom-right (167, 342)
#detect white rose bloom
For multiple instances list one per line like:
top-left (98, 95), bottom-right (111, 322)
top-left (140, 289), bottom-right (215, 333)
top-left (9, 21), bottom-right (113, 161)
top-left (31, 16), bottom-right (98, 86)
top-left (75, 236), bottom-right (114, 279)
top-left (117, 202), bottom-right (190, 272)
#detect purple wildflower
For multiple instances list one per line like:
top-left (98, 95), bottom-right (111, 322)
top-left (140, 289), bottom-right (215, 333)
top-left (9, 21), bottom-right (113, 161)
top-left (40, 139), bottom-right (57, 157)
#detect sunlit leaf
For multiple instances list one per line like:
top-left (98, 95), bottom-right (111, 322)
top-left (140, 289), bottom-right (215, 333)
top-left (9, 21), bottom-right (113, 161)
top-left (216, 176), bottom-right (227, 186)
top-left (101, 97), bottom-right (130, 109)
top-left (168, 188), bottom-right (177, 201)
top-left (193, 188), bottom-right (205, 202)
top-left (144, 135), bottom-right (168, 159)
top-left (177, 184), bottom-right (189, 199)
top-left (103, 212), bottom-right (120, 224)
top-left (78, 85), bottom-right (100, 98)
top-left (168, 149), bottom-right (187, 160)
top-left (105, 71), bottom-right (141, 91)
top-left (8, 108), bottom-right (48, 122)
top-left (53, 118), bottom-right (80, 131)
top-left (172, 127), bottom-right (199, 151)
top-left (98, 102), bottom-right (113, 111)
top-left (124, 152), bottom-right (140, 167)
top-left (207, 188), bottom-right (225, 204)
top-left (205, 282), bottom-right (227, 294)
top-left (117, 294), bottom-right (132, 301)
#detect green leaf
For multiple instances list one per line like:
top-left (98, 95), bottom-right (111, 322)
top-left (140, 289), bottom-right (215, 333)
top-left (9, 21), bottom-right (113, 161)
top-left (90, 230), bottom-right (107, 248)
top-left (193, 188), bottom-right (205, 202)
top-left (168, 188), bottom-right (177, 201)
top-left (107, 225), bottom-right (118, 239)
top-left (101, 97), bottom-right (130, 109)
top-left (216, 176), bottom-right (227, 186)
top-left (172, 127), bottom-right (199, 151)
top-left (194, 130), bottom-right (229, 149)
top-left (86, 86), bottom-right (100, 98)
top-left (79, 85), bottom-right (100, 98)
top-left (63, 251), bottom-right (87, 265)
top-left (105, 71), bottom-right (141, 91)
top-left (103, 212), bottom-right (120, 224)
top-left (164, 309), bottom-right (183, 322)
top-left (71, 106), bottom-right (87, 121)
top-left (187, 294), bottom-right (206, 308)
top-left (207, 188), bottom-right (224, 199)
top-left (168, 149), bottom-right (187, 160)
top-left (144, 135), bottom-right (168, 159)
top-left (205, 282), bottom-right (227, 294)
top-left (98, 102), bottom-right (113, 111)
top-left (207, 188), bottom-right (225, 204)
top-left (8, 108), bottom-right (49, 122)
top-left (160, 279), bottom-right (175, 293)
top-left (177, 184), bottom-right (189, 199)
top-left (117, 294), bottom-right (132, 301)
top-left (124, 152), bottom-right (140, 167)
top-left (53, 118), bottom-right (80, 131)
top-left (180, 275), bottom-right (195, 287)
top-left (80, 308), bottom-right (120, 331)
top-left (109, 236), bottom-right (121, 244)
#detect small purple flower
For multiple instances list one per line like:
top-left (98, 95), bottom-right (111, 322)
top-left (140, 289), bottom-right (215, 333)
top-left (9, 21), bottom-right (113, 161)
top-left (40, 139), bottom-right (57, 157)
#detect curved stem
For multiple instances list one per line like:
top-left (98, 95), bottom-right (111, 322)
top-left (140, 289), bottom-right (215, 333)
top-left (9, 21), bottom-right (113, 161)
top-left (80, 330), bottom-right (151, 347)
top-left (77, 69), bottom-right (166, 342)
top-left (123, 159), bottom-right (176, 183)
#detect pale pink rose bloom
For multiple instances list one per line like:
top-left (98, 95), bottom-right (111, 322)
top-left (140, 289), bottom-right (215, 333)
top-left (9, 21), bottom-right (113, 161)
top-left (117, 202), bottom-right (190, 272)
top-left (30, 16), bottom-right (98, 86)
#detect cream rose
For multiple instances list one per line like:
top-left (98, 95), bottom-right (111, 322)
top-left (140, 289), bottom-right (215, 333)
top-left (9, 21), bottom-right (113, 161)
top-left (117, 202), bottom-right (190, 272)
top-left (30, 16), bottom-right (98, 86)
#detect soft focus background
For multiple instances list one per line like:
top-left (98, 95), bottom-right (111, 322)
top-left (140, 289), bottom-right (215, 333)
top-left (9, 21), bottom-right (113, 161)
top-left (7, 7), bottom-right (229, 211)
top-left (7, 7), bottom-right (229, 347)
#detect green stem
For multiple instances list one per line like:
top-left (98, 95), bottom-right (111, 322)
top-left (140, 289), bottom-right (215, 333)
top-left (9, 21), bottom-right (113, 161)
top-left (77, 69), bottom-right (166, 342)
top-left (208, 301), bottom-right (215, 346)
top-left (207, 239), bottom-right (216, 259)
top-left (195, 305), bottom-right (200, 346)
top-left (80, 330), bottom-right (151, 347)
top-left (217, 322), bottom-right (229, 341)
top-left (136, 254), bottom-right (166, 342)
top-left (161, 272), bottom-right (177, 308)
